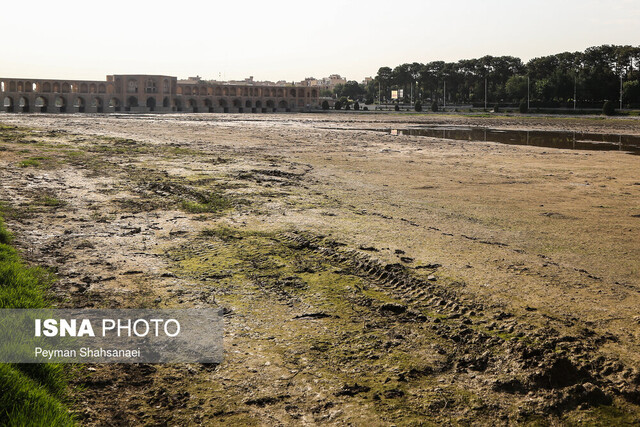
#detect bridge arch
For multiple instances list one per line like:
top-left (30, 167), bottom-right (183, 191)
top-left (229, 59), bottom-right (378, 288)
top-left (56, 96), bottom-right (67, 112)
top-left (188, 98), bottom-right (198, 113)
top-left (3, 96), bottom-right (14, 112)
top-left (146, 97), bottom-right (156, 111)
top-left (163, 97), bottom-right (170, 108)
top-left (218, 98), bottom-right (228, 113)
top-left (109, 97), bottom-right (121, 112)
top-left (204, 98), bottom-right (213, 112)
top-left (35, 96), bottom-right (48, 113)
top-left (75, 97), bottom-right (86, 113)
top-left (126, 96), bottom-right (138, 110)
top-left (19, 96), bottom-right (30, 113)
top-left (93, 97), bottom-right (104, 113)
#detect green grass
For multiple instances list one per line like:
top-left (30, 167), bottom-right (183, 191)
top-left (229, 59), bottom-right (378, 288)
top-left (180, 192), bottom-right (231, 214)
top-left (0, 216), bottom-right (76, 426)
top-left (18, 158), bottom-right (41, 168)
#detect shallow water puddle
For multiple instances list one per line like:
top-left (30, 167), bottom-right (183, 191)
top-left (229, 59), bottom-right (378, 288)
top-left (390, 126), bottom-right (640, 154)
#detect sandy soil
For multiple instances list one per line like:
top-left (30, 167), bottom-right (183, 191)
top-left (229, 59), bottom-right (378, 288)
top-left (1, 112), bottom-right (640, 425)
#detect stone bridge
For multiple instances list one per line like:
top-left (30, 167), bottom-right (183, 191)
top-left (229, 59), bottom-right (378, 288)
top-left (1, 74), bottom-right (320, 114)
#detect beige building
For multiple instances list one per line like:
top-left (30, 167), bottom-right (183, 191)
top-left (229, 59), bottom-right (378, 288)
top-left (1, 74), bottom-right (320, 114)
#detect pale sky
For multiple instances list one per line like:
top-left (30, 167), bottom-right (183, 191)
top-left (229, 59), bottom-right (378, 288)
top-left (1, 0), bottom-right (639, 83)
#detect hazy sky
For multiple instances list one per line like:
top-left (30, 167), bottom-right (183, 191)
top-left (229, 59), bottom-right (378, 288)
top-left (1, 0), bottom-right (639, 83)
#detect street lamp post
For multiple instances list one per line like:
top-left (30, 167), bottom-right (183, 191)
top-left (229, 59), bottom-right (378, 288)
top-left (527, 75), bottom-right (530, 110)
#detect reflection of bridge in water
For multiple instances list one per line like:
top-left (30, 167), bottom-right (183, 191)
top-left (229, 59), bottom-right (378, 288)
top-left (1, 74), bottom-right (320, 114)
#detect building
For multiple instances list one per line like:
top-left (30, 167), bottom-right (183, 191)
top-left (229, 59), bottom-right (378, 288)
top-left (0, 74), bottom-right (321, 114)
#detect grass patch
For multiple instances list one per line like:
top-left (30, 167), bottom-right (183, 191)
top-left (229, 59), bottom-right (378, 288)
top-left (180, 193), bottom-right (231, 214)
top-left (0, 215), bottom-right (75, 425)
top-left (19, 158), bottom-right (41, 168)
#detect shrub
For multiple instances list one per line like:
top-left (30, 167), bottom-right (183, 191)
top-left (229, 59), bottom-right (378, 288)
top-left (519, 99), bottom-right (528, 114)
top-left (431, 101), bottom-right (438, 112)
top-left (321, 100), bottom-right (329, 110)
top-left (414, 101), bottom-right (422, 112)
top-left (394, 104), bottom-right (400, 111)
top-left (603, 101), bottom-right (615, 116)
top-left (354, 102), bottom-right (360, 111)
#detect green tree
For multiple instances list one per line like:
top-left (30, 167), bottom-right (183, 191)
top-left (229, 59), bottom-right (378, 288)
top-left (505, 75), bottom-right (528, 102)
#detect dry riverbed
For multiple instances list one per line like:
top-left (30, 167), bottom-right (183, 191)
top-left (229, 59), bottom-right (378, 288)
top-left (1, 112), bottom-right (640, 425)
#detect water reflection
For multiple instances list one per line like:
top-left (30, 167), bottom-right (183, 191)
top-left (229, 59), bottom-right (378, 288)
top-left (390, 126), bottom-right (640, 155)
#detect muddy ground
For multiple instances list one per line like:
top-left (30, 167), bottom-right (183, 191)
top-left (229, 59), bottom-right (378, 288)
top-left (1, 112), bottom-right (640, 425)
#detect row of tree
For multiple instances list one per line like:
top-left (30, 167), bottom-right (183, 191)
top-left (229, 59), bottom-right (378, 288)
top-left (339, 45), bottom-right (640, 107)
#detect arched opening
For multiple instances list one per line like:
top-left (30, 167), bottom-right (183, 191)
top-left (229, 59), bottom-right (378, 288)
top-left (215, 87), bottom-right (222, 96)
top-left (62, 83), bottom-right (70, 93)
top-left (243, 87), bottom-right (249, 96)
top-left (109, 97), bottom-right (121, 112)
top-left (201, 86), bottom-right (208, 96)
top-left (53, 82), bottom-right (60, 93)
top-left (19, 96), bottom-right (30, 113)
top-left (3, 96), bottom-right (14, 113)
top-left (183, 86), bottom-right (192, 96)
top-left (43, 82), bottom-right (51, 92)
top-left (266, 99), bottom-right (275, 112)
top-left (9, 81), bottom-right (16, 92)
top-left (223, 87), bottom-right (229, 96)
top-left (255, 100), bottom-right (264, 113)
top-left (290, 88), bottom-right (296, 97)
top-left (278, 100), bottom-right (288, 112)
top-left (17, 82), bottom-right (24, 92)
top-left (173, 98), bottom-right (182, 112)
top-left (80, 83), bottom-right (88, 93)
top-left (145, 79), bottom-right (157, 94)
top-left (277, 88), bottom-right (283, 97)
top-left (75, 97), bottom-right (86, 113)
top-left (146, 97), bottom-right (156, 111)
top-left (25, 82), bottom-right (32, 92)
top-left (163, 79), bottom-right (170, 94)
top-left (94, 97), bottom-right (104, 113)
top-left (230, 88), bottom-right (237, 96)
top-left (204, 99), bottom-right (213, 113)
top-left (219, 98), bottom-right (228, 113)
top-left (126, 96), bottom-right (138, 111)
top-left (255, 100), bottom-right (262, 108)
top-left (56, 96), bottom-right (67, 113)
top-left (311, 89), bottom-right (317, 97)
top-left (188, 98), bottom-right (198, 113)
top-left (193, 87), bottom-right (199, 96)
top-left (35, 96), bottom-right (48, 113)
top-left (245, 100), bottom-right (252, 108)
top-left (98, 84), bottom-right (106, 94)
top-left (90, 84), bottom-right (97, 93)
top-left (163, 97), bottom-right (170, 108)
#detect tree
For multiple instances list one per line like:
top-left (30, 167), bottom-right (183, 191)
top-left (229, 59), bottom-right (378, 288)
top-left (321, 100), bottom-right (329, 110)
top-left (518, 99), bottom-right (528, 113)
top-left (602, 100), bottom-right (615, 116)
top-left (506, 75), bottom-right (528, 102)
top-left (376, 67), bottom-right (393, 100)
top-left (342, 81), bottom-right (365, 100)
top-left (414, 101), bottom-right (422, 112)
top-left (431, 101), bottom-right (438, 112)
